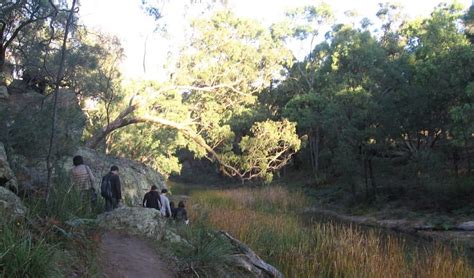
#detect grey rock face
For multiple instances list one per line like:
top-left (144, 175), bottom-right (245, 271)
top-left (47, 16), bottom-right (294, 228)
top-left (7, 80), bottom-right (30, 95)
top-left (457, 221), bottom-right (474, 231)
top-left (62, 147), bottom-right (167, 205)
top-left (0, 186), bottom-right (27, 219)
top-left (0, 86), bottom-right (8, 99)
top-left (0, 142), bottom-right (18, 192)
top-left (97, 207), bottom-right (166, 239)
top-left (0, 88), bottom-right (85, 162)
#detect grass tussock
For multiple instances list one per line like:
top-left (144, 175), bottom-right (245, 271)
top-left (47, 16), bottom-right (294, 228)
top-left (0, 217), bottom-right (58, 277)
top-left (187, 186), bottom-right (474, 278)
top-left (169, 227), bottom-right (242, 277)
top-left (1, 176), bottom-right (102, 277)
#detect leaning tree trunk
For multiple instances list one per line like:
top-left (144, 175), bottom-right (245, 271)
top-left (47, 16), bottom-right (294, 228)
top-left (364, 158), bottom-right (369, 200)
top-left (368, 158), bottom-right (376, 197)
top-left (309, 127), bottom-right (320, 174)
top-left (45, 0), bottom-right (77, 203)
top-left (0, 48), bottom-right (6, 85)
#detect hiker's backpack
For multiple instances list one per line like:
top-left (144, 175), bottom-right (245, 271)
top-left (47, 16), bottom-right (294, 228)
top-left (101, 173), bottom-right (113, 199)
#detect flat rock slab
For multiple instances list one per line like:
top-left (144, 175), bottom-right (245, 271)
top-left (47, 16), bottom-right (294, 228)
top-left (457, 221), bottom-right (474, 231)
top-left (99, 231), bottom-right (173, 278)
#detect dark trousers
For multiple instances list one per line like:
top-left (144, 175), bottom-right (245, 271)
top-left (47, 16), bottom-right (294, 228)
top-left (105, 197), bottom-right (118, 212)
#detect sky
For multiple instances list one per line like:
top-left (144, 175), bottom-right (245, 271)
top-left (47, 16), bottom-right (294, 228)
top-left (78, 0), bottom-right (472, 79)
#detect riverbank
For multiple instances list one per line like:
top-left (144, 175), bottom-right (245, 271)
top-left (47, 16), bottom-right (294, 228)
top-left (304, 207), bottom-right (474, 259)
top-left (181, 185), bottom-right (474, 277)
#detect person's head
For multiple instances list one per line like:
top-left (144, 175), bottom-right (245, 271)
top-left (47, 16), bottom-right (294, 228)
top-left (151, 185), bottom-right (157, 191)
top-left (110, 165), bottom-right (119, 174)
top-left (73, 155), bottom-right (83, 166)
top-left (161, 188), bottom-right (168, 195)
top-left (178, 201), bottom-right (185, 208)
top-left (170, 201), bottom-right (175, 208)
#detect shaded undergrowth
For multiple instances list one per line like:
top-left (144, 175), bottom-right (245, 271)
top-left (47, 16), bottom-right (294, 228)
top-left (1, 179), bottom-right (102, 277)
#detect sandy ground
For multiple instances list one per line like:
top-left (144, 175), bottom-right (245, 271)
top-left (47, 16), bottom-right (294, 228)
top-left (99, 231), bottom-right (174, 278)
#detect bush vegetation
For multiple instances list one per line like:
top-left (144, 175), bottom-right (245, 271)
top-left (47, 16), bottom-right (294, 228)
top-left (187, 186), bottom-right (474, 277)
top-left (1, 174), bottom-right (101, 277)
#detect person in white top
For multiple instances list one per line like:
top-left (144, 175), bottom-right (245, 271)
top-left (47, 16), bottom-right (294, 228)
top-left (160, 188), bottom-right (172, 218)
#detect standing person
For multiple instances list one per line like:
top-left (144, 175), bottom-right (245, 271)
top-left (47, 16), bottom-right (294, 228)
top-left (175, 201), bottom-right (189, 225)
top-left (170, 201), bottom-right (177, 219)
top-left (143, 185), bottom-right (161, 210)
top-left (70, 155), bottom-right (96, 207)
top-left (102, 165), bottom-right (122, 212)
top-left (159, 189), bottom-right (172, 218)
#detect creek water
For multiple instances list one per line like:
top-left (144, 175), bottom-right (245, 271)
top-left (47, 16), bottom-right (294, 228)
top-left (301, 210), bottom-right (474, 265)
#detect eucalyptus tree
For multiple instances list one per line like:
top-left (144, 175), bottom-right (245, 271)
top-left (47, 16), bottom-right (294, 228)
top-left (0, 0), bottom-right (59, 83)
top-left (86, 11), bottom-right (301, 182)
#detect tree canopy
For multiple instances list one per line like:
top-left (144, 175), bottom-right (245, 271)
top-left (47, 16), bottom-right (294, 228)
top-left (2, 1), bottom-right (473, 187)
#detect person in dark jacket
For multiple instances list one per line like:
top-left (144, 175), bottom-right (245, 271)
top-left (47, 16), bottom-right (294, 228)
top-left (175, 201), bottom-right (188, 224)
top-left (170, 201), bottom-right (177, 218)
top-left (143, 185), bottom-right (161, 210)
top-left (104, 165), bottom-right (122, 212)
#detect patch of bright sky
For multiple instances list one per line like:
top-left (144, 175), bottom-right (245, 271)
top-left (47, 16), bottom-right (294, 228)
top-left (79, 0), bottom-right (472, 80)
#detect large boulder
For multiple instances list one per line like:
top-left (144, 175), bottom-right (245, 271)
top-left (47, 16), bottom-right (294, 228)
top-left (97, 207), bottom-right (166, 239)
top-left (61, 147), bottom-right (167, 204)
top-left (457, 221), bottom-right (474, 231)
top-left (0, 85), bottom-right (8, 99)
top-left (0, 87), bottom-right (85, 157)
top-left (0, 186), bottom-right (27, 219)
top-left (0, 142), bottom-right (18, 192)
top-left (0, 82), bottom-right (166, 204)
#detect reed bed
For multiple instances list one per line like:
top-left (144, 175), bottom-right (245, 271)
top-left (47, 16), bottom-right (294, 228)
top-left (187, 186), bottom-right (473, 277)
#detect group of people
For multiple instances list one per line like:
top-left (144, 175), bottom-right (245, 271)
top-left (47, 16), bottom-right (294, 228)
top-left (70, 155), bottom-right (188, 224)
top-left (143, 186), bottom-right (189, 223)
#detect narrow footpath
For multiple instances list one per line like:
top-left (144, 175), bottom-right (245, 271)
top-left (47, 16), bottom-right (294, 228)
top-left (99, 231), bottom-right (173, 278)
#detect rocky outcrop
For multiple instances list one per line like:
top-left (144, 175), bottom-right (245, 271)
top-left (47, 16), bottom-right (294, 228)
top-left (0, 186), bottom-right (27, 219)
top-left (0, 84), bottom-right (166, 202)
top-left (0, 85), bottom-right (8, 99)
top-left (97, 207), bottom-right (166, 239)
top-left (0, 142), bottom-right (18, 192)
top-left (0, 86), bottom-right (85, 159)
top-left (7, 146), bottom-right (167, 204)
top-left (61, 147), bottom-right (167, 204)
top-left (457, 221), bottom-right (474, 231)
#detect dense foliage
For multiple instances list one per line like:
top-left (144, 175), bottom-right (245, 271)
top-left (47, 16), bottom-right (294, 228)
top-left (277, 2), bottom-right (473, 201)
top-left (1, 1), bottom-right (473, 189)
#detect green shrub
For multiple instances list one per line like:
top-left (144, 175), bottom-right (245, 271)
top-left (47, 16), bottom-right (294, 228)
top-left (171, 227), bottom-right (241, 277)
top-left (0, 218), bottom-right (58, 277)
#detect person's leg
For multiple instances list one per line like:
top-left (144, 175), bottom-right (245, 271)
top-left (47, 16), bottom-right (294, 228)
top-left (111, 198), bottom-right (118, 210)
top-left (80, 190), bottom-right (91, 213)
top-left (105, 198), bottom-right (112, 212)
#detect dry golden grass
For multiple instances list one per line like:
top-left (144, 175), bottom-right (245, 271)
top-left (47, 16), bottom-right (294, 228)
top-left (187, 187), bottom-right (474, 277)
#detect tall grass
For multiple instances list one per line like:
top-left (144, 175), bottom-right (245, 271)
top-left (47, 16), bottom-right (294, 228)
top-left (170, 227), bottom-right (242, 277)
top-left (188, 186), bottom-right (474, 277)
top-left (1, 174), bottom-right (102, 277)
top-left (0, 215), bottom-right (58, 277)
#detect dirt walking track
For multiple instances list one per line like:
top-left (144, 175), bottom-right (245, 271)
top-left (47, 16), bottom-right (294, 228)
top-left (99, 231), bottom-right (173, 278)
